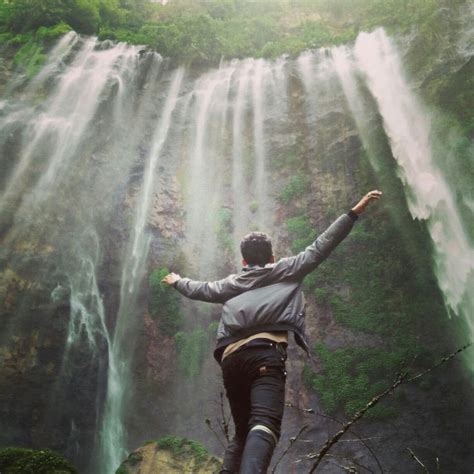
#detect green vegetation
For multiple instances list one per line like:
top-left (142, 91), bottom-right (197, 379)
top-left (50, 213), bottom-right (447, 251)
top-left (208, 320), bottom-right (219, 335)
top-left (155, 436), bottom-right (209, 464)
top-left (0, 0), bottom-right (451, 67)
top-left (175, 328), bottom-right (208, 377)
top-left (215, 207), bottom-right (234, 255)
top-left (12, 40), bottom-right (46, 78)
top-left (303, 343), bottom-right (417, 418)
top-left (116, 451), bottom-right (143, 473)
top-left (0, 20), bottom-right (72, 78)
top-left (298, 209), bottom-right (446, 418)
top-left (290, 132), bottom-right (450, 419)
top-left (0, 447), bottom-right (78, 474)
top-left (279, 174), bottom-right (310, 205)
top-left (285, 214), bottom-right (316, 252)
top-left (149, 267), bottom-right (183, 336)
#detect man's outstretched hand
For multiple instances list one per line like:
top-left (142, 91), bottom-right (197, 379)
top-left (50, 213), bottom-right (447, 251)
top-left (351, 190), bottom-right (383, 215)
top-left (161, 272), bottom-right (181, 286)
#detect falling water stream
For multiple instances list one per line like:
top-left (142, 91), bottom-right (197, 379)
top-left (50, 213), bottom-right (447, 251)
top-left (331, 29), bottom-right (474, 364)
top-left (0, 17), bottom-right (472, 473)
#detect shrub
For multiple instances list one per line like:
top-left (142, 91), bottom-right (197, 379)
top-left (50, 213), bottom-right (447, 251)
top-left (279, 174), bottom-right (310, 204)
top-left (149, 267), bottom-right (183, 336)
top-left (0, 447), bottom-right (78, 474)
top-left (36, 22), bottom-right (72, 41)
top-left (304, 343), bottom-right (410, 418)
top-left (155, 436), bottom-right (209, 464)
top-left (13, 40), bottom-right (47, 78)
top-left (215, 207), bottom-right (234, 254)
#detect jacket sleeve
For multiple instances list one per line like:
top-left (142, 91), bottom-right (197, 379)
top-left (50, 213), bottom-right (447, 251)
top-left (174, 274), bottom-right (239, 303)
top-left (273, 211), bottom-right (358, 280)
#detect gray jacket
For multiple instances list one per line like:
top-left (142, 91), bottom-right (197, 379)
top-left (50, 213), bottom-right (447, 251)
top-left (174, 212), bottom-right (358, 361)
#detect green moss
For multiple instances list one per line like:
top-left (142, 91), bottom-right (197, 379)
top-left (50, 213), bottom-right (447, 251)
top-left (0, 447), bottom-right (77, 474)
top-left (285, 215), bottom-right (316, 252)
top-left (279, 174), bottom-right (310, 204)
top-left (36, 22), bottom-right (72, 41)
top-left (155, 436), bottom-right (209, 465)
top-left (215, 207), bottom-right (234, 255)
top-left (13, 40), bottom-right (46, 78)
top-left (149, 267), bottom-right (183, 336)
top-left (126, 452), bottom-right (142, 466)
top-left (303, 343), bottom-right (424, 418)
top-left (207, 321), bottom-right (219, 335)
top-left (175, 328), bottom-right (208, 377)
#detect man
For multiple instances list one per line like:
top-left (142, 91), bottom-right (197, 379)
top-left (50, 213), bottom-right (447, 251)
top-left (162, 190), bottom-right (382, 473)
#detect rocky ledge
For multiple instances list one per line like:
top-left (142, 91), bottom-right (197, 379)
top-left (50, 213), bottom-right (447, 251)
top-left (116, 436), bottom-right (221, 474)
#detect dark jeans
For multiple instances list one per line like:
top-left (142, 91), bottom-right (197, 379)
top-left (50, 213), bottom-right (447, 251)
top-left (220, 341), bottom-right (287, 473)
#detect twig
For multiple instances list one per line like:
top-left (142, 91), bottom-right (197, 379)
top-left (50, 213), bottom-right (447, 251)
top-left (339, 437), bottom-right (381, 442)
top-left (285, 403), bottom-right (383, 473)
top-left (326, 453), bottom-right (374, 473)
top-left (406, 448), bottom-right (429, 473)
top-left (406, 342), bottom-right (472, 383)
top-left (220, 391), bottom-right (230, 443)
top-left (308, 372), bottom-right (407, 472)
top-left (307, 342), bottom-right (472, 473)
top-left (328, 461), bottom-right (357, 473)
top-left (312, 411), bottom-right (384, 474)
top-left (205, 418), bottom-right (227, 449)
top-left (271, 424), bottom-right (308, 473)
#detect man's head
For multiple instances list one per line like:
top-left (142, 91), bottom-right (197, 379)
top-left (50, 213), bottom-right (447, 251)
top-left (240, 231), bottom-right (274, 266)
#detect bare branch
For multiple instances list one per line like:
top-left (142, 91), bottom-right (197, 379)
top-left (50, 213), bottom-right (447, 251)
top-left (406, 448), bottom-right (429, 473)
top-left (326, 453), bottom-right (374, 473)
top-left (205, 418), bottom-right (227, 449)
top-left (285, 403), bottom-right (384, 473)
top-left (307, 342), bottom-right (472, 473)
top-left (406, 342), bottom-right (472, 383)
top-left (312, 411), bottom-right (384, 474)
top-left (219, 391), bottom-right (230, 443)
top-left (271, 424), bottom-right (308, 473)
top-left (308, 372), bottom-right (407, 473)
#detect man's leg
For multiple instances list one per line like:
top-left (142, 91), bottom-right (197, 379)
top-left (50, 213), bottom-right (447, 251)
top-left (239, 362), bottom-right (286, 474)
top-left (220, 343), bottom-right (287, 473)
top-left (220, 355), bottom-right (251, 473)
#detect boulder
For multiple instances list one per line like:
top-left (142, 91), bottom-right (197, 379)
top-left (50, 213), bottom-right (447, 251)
top-left (116, 437), bottom-right (221, 474)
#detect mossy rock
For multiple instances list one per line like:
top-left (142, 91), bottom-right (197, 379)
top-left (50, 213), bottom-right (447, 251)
top-left (116, 436), bottom-right (221, 474)
top-left (0, 447), bottom-right (78, 474)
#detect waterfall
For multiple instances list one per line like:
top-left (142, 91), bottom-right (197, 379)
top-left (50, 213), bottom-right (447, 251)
top-left (1, 15), bottom-right (473, 474)
top-left (356, 29), bottom-right (474, 354)
top-left (231, 59), bottom-right (253, 249)
top-left (0, 34), bottom-right (174, 473)
top-left (99, 66), bottom-right (184, 474)
top-left (331, 29), bottom-right (474, 364)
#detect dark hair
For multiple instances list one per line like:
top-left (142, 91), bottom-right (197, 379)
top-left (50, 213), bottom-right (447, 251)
top-left (240, 231), bottom-right (273, 266)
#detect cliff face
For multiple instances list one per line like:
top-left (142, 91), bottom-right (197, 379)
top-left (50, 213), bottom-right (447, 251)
top-left (0, 5), bottom-right (473, 473)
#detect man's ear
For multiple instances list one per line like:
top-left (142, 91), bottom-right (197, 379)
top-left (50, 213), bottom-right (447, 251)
top-left (270, 255), bottom-right (275, 263)
top-left (242, 259), bottom-right (248, 266)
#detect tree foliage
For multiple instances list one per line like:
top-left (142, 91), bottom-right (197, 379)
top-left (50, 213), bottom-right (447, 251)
top-left (0, 447), bottom-right (78, 474)
top-left (0, 0), bottom-right (451, 66)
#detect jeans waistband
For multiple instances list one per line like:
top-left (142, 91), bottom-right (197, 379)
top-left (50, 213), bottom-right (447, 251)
top-left (233, 338), bottom-right (287, 356)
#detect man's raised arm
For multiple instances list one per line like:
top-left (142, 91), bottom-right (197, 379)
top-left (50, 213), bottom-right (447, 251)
top-left (273, 190), bottom-right (382, 280)
top-left (161, 272), bottom-right (238, 303)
